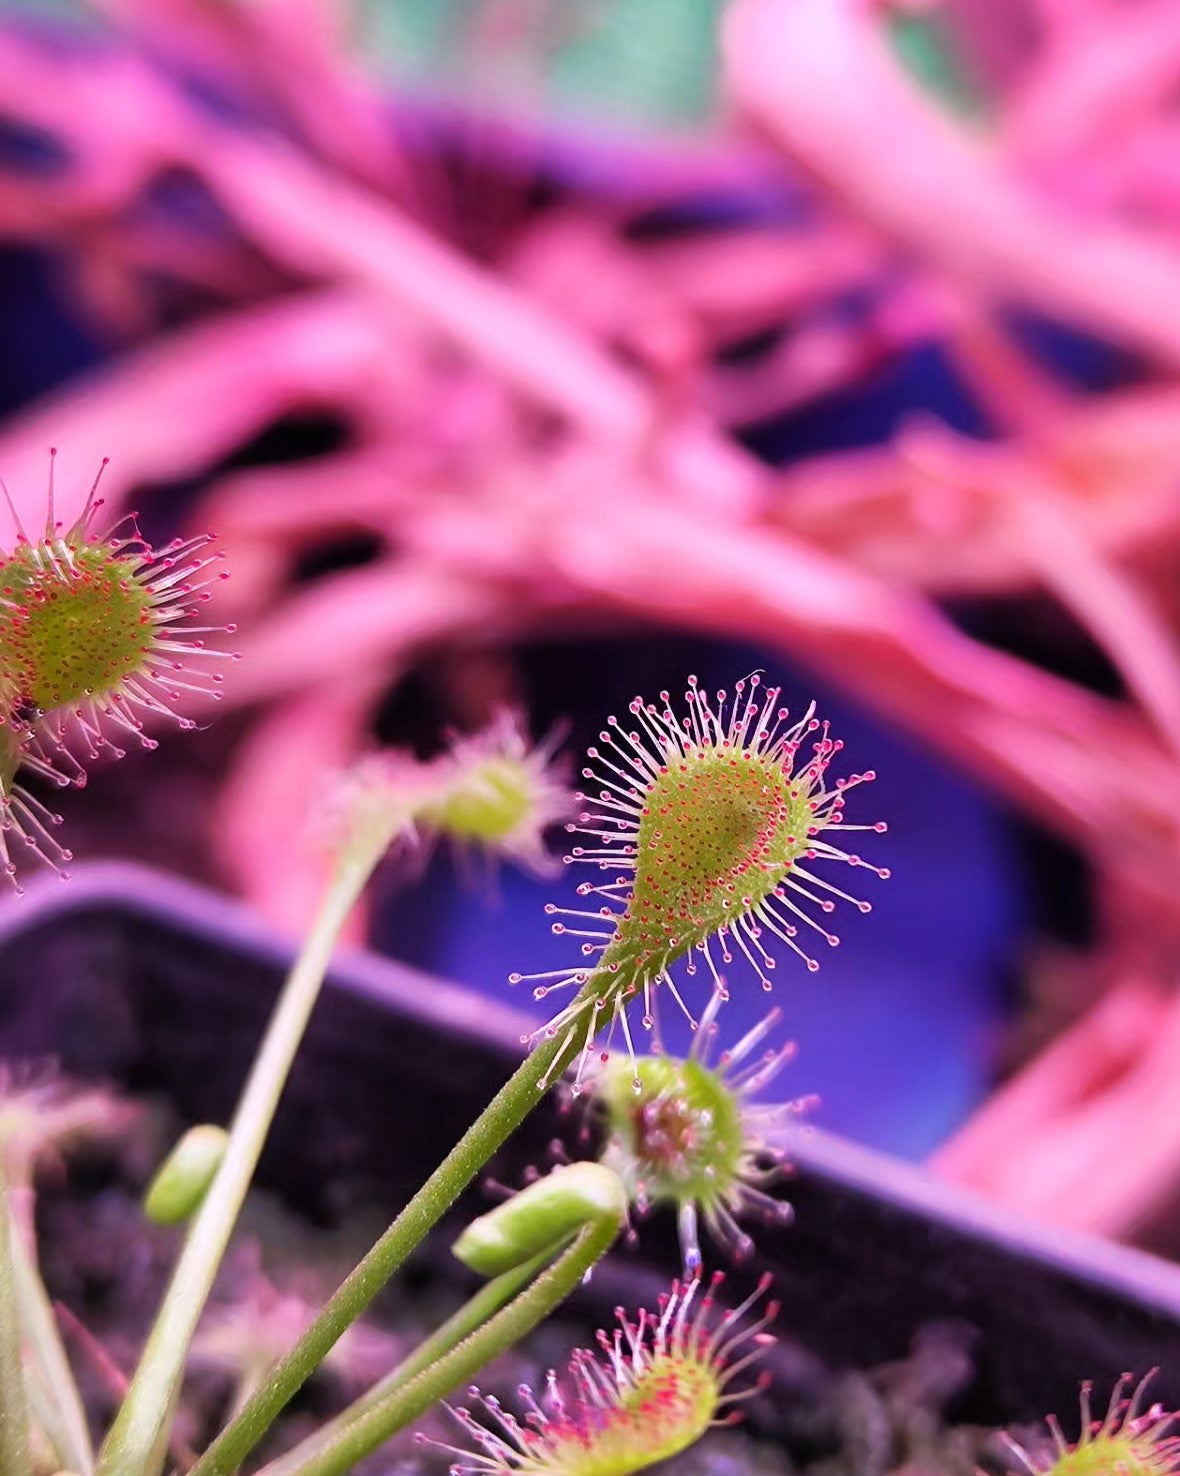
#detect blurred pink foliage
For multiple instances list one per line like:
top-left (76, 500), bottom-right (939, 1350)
top-left (3, 0), bottom-right (1180, 1239)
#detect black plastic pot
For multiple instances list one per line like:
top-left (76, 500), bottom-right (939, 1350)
top-left (2, 862), bottom-right (1180, 1440)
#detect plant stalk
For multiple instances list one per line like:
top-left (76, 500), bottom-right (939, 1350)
top-left (259, 1211), bottom-right (622, 1476)
top-left (9, 1219), bottom-right (93, 1475)
top-left (187, 990), bottom-right (596, 1476)
top-left (97, 840), bottom-right (393, 1476)
top-left (0, 1172), bottom-right (32, 1476)
top-left (299, 1248), bottom-right (549, 1448)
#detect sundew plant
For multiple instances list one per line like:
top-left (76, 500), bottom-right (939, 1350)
top-left (0, 453), bottom-right (229, 886)
top-left (1, 461), bottom-right (1120, 1476)
top-left (1003, 1374), bottom-right (1180, 1476)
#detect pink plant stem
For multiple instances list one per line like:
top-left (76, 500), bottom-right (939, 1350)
top-left (0, 293), bottom-right (402, 535)
top-left (775, 392), bottom-right (1180, 587)
top-left (929, 978), bottom-right (1166, 1186)
top-left (227, 563), bottom-right (510, 707)
top-left (1006, 475), bottom-right (1180, 772)
top-left (90, 0), bottom-right (406, 188)
top-left (723, 0), bottom-right (1180, 370)
top-left (1067, 988), bottom-right (1180, 1238)
top-left (945, 984), bottom-right (1180, 1240)
top-left (636, 224), bottom-right (877, 337)
top-left (166, 131), bottom-right (760, 515)
top-left (1004, 0), bottom-right (1180, 168)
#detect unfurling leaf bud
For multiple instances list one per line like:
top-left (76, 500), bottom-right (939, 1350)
top-left (144, 1124), bottom-right (229, 1225)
